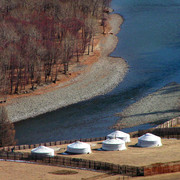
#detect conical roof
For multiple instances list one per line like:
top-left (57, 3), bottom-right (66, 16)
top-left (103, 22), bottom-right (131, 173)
top-left (103, 138), bottom-right (125, 145)
top-left (107, 130), bottom-right (131, 142)
top-left (67, 141), bottom-right (91, 154)
top-left (68, 141), bottom-right (90, 149)
top-left (31, 146), bottom-right (54, 157)
top-left (137, 133), bottom-right (162, 147)
top-left (138, 133), bottom-right (161, 141)
top-left (102, 138), bottom-right (126, 151)
top-left (31, 146), bottom-right (54, 153)
top-left (108, 130), bottom-right (128, 137)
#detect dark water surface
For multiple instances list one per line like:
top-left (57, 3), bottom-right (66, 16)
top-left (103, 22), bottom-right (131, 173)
top-left (15, 0), bottom-right (180, 145)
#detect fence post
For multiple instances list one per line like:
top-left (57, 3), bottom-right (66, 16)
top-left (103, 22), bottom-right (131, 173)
top-left (7, 151), bottom-right (9, 159)
top-left (88, 160), bottom-right (91, 169)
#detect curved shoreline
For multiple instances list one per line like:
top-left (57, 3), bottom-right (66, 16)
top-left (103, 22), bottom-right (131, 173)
top-left (6, 14), bottom-right (128, 123)
top-left (113, 82), bottom-right (180, 129)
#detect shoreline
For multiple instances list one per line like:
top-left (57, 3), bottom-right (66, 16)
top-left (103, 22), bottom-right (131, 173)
top-left (113, 82), bottom-right (180, 129)
top-left (6, 13), bottom-right (129, 123)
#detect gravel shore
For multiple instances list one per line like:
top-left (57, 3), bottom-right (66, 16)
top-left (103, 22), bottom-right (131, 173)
top-left (113, 82), bottom-right (180, 129)
top-left (6, 14), bottom-right (128, 123)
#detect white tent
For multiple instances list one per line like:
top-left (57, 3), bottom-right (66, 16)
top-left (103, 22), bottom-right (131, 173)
top-left (107, 130), bottom-right (131, 142)
top-left (67, 141), bottom-right (91, 154)
top-left (31, 146), bottom-right (54, 157)
top-left (102, 138), bottom-right (126, 151)
top-left (137, 133), bottom-right (162, 147)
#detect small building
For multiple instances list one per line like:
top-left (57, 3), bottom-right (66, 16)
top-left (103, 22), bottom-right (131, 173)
top-left (137, 133), bottom-right (162, 147)
top-left (67, 141), bottom-right (91, 154)
top-left (107, 130), bottom-right (131, 142)
top-left (102, 138), bottom-right (126, 151)
top-left (31, 146), bottom-right (54, 157)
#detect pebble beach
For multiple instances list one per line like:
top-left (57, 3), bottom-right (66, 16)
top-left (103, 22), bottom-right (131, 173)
top-left (114, 82), bottom-right (180, 129)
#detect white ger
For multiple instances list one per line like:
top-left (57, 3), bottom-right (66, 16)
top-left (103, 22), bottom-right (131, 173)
top-left (31, 146), bottom-right (54, 157)
top-left (67, 141), bottom-right (91, 154)
top-left (137, 133), bottom-right (162, 147)
top-left (107, 130), bottom-right (131, 142)
top-left (102, 138), bottom-right (126, 151)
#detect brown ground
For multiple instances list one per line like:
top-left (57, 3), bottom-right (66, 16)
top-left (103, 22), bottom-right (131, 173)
top-left (17, 138), bottom-right (180, 167)
top-left (0, 160), bottom-right (119, 180)
top-left (1, 146), bottom-right (180, 180)
top-left (2, 138), bottom-right (180, 180)
top-left (0, 161), bottom-right (179, 180)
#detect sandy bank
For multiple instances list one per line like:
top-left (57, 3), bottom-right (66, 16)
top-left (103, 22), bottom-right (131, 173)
top-left (6, 14), bottom-right (128, 123)
top-left (113, 82), bottom-right (180, 129)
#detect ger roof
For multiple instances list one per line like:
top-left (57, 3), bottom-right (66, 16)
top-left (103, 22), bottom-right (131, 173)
top-left (107, 130), bottom-right (130, 137)
top-left (67, 141), bottom-right (90, 149)
top-left (31, 146), bottom-right (54, 153)
top-left (103, 138), bottom-right (125, 145)
top-left (138, 133), bottom-right (161, 141)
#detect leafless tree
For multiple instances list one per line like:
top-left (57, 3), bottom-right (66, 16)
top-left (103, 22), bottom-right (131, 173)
top-left (0, 0), bottom-right (111, 94)
top-left (0, 106), bottom-right (16, 147)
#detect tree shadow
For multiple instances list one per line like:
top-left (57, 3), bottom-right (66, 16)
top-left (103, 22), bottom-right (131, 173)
top-left (158, 82), bottom-right (180, 95)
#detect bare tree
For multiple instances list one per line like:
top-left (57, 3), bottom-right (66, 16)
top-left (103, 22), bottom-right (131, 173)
top-left (0, 106), bottom-right (16, 147)
top-left (0, 0), bottom-right (111, 94)
top-left (0, 67), bottom-right (8, 103)
top-left (61, 33), bottom-right (75, 74)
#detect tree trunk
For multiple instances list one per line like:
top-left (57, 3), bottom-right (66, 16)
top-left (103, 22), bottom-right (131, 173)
top-left (63, 62), bottom-right (69, 74)
top-left (87, 43), bottom-right (90, 55)
top-left (91, 36), bottom-right (94, 52)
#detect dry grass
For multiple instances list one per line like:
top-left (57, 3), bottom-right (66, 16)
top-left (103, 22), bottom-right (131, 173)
top-left (1, 160), bottom-right (179, 180)
top-left (56, 138), bottom-right (180, 167)
top-left (0, 161), bottom-right (107, 180)
top-left (2, 138), bottom-right (180, 180)
top-left (17, 138), bottom-right (180, 167)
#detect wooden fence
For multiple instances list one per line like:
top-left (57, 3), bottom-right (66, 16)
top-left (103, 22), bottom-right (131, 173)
top-left (0, 151), bottom-right (143, 177)
top-left (1, 136), bottom-right (107, 152)
top-left (1, 151), bottom-right (180, 177)
top-left (130, 116), bottom-right (180, 138)
top-left (156, 117), bottom-right (180, 128)
top-left (2, 126), bottom-right (180, 152)
top-left (137, 127), bottom-right (180, 139)
top-left (144, 162), bottom-right (180, 176)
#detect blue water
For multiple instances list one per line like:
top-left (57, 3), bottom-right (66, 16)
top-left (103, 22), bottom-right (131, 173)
top-left (110, 0), bottom-right (180, 94)
top-left (15, 0), bottom-right (180, 145)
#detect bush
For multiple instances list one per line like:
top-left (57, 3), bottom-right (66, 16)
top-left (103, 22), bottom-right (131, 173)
top-left (49, 170), bottom-right (78, 175)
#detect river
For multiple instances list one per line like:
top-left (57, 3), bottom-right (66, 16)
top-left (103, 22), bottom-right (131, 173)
top-left (15, 0), bottom-right (180, 145)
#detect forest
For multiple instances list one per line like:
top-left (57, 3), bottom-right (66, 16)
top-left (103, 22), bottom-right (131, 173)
top-left (0, 0), bottom-right (111, 98)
